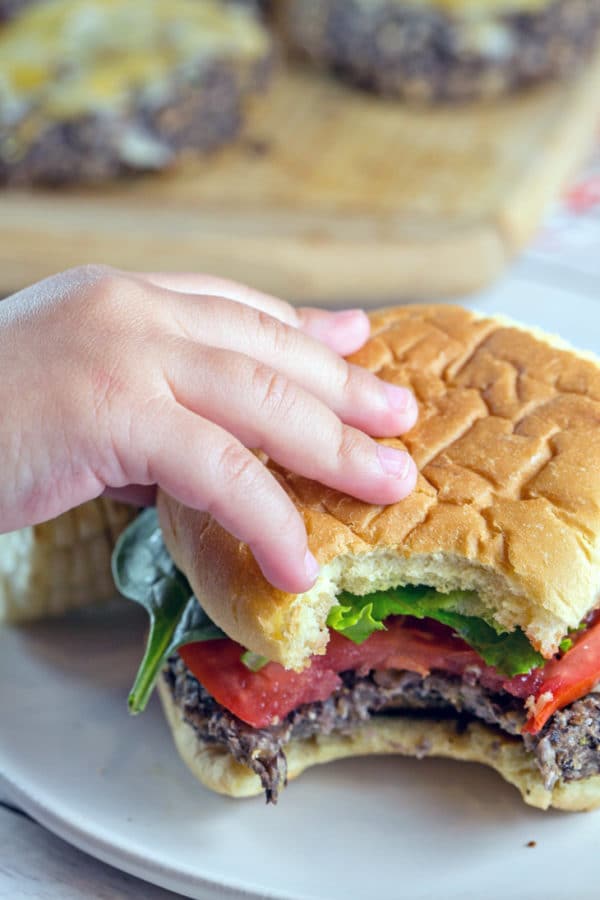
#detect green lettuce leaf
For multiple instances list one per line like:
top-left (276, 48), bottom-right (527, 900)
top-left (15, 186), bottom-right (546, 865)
top-left (327, 586), bottom-right (544, 677)
top-left (111, 508), bottom-right (226, 713)
top-left (326, 601), bottom-right (386, 644)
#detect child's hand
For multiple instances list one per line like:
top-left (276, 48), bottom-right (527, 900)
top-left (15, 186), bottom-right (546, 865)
top-left (0, 266), bottom-right (418, 592)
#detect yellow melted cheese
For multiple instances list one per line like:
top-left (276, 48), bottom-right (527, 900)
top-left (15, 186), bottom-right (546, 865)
top-left (0, 0), bottom-right (269, 120)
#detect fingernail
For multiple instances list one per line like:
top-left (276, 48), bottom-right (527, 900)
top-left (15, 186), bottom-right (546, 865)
top-left (377, 445), bottom-right (413, 479)
top-left (331, 309), bottom-right (366, 326)
top-left (382, 382), bottom-right (415, 414)
top-left (304, 549), bottom-right (320, 584)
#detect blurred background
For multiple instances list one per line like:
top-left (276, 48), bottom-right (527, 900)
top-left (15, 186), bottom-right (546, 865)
top-left (1, 0), bottom-right (599, 304)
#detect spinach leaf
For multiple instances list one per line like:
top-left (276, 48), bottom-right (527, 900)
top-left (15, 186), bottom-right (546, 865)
top-left (111, 508), bottom-right (225, 713)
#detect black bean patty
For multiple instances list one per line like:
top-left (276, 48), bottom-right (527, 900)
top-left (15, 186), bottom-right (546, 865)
top-left (0, 0), bottom-right (273, 185)
top-left (165, 656), bottom-right (600, 802)
top-left (0, 60), bottom-right (271, 185)
top-left (283, 0), bottom-right (600, 101)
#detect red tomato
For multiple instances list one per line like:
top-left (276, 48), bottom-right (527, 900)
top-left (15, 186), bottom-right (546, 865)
top-left (322, 621), bottom-right (481, 678)
top-left (179, 617), bottom-right (482, 728)
top-left (180, 616), bottom-right (600, 733)
top-left (179, 616), bottom-right (600, 734)
top-left (516, 618), bottom-right (600, 734)
top-left (179, 640), bottom-right (340, 729)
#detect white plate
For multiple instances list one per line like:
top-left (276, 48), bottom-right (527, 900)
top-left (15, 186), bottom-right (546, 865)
top-left (1, 281), bottom-right (600, 900)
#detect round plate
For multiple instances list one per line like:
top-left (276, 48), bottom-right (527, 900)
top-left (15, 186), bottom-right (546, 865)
top-left (1, 280), bottom-right (599, 900)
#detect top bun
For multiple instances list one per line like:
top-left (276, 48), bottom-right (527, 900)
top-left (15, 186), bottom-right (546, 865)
top-left (158, 305), bottom-right (600, 670)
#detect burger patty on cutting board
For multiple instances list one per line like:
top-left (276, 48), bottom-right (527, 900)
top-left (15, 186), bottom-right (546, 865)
top-left (283, 0), bottom-right (600, 101)
top-left (0, 0), bottom-right (272, 184)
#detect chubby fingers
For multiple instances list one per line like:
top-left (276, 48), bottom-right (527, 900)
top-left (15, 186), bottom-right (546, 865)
top-left (143, 404), bottom-right (319, 594)
top-left (161, 294), bottom-right (417, 438)
top-left (167, 345), bottom-right (418, 507)
top-left (137, 271), bottom-right (370, 356)
top-left (106, 272), bottom-right (419, 593)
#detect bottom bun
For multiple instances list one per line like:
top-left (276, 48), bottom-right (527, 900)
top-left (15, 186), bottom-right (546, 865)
top-left (157, 677), bottom-right (600, 812)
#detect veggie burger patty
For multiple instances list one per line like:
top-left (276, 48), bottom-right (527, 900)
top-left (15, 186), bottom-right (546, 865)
top-left (282, 0), bottom-right (600, 101)
top-left (0, 0), bottom-right (272, 184)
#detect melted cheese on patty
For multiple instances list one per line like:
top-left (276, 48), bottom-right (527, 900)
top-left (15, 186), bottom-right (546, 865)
top-left (0, 0), bottom-right (269, 122)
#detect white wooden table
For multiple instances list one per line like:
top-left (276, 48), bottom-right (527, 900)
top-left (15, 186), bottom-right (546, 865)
top-left (0, 803), bottom-right (183, 900)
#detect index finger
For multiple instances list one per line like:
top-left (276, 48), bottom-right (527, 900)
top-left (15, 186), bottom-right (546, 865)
top-left (135, 271), bottom-right (370, 356)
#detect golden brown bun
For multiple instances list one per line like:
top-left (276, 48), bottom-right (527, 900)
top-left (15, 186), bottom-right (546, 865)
top-left (157, 675), bottom-right (600, 811)
top-left (158, 305), bottom-right (600, 669)
top-left (0, 498), bottom-right (135, 623)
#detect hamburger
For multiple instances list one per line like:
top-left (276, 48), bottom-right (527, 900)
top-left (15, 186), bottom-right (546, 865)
top-left (113, 304), bottom-right (600, 811)
top-left (281, 0), bottom-right (600, 102)
top-left (0, 0), bottom-right (272, 185)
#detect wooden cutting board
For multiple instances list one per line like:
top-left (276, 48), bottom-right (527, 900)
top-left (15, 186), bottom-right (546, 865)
top-left (2, 50), bottom-right (600, 304)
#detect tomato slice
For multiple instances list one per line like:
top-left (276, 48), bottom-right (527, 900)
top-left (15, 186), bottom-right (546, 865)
top-left (322, 619), bottom-right (481, 679)
top-left (517, 618), bottom-right (600, 734)
top-left (179, 617), bottom-right (482, 728)
top-left (179, 615), bottom-right (600, 733)
top-left (179, 639), bottom-right (340, 729)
